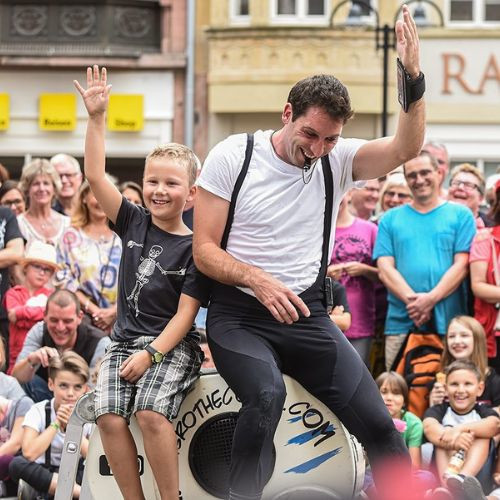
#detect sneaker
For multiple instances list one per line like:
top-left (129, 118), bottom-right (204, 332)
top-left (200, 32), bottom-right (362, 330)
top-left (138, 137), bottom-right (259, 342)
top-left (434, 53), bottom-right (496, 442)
top-left (445, 474), bottom-right (466, 500)
top-left (17, 479), bottom-right (39, 500)
top-left (463, 475), bottom-right (487, 500)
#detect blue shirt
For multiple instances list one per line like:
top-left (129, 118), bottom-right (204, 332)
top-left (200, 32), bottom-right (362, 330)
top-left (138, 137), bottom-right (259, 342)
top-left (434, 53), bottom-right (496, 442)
top-left (373, 202), bottom-right (476, 335)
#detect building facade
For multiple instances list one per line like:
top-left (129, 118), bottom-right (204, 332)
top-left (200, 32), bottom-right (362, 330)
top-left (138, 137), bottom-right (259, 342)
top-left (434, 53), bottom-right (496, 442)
top-left (0, 0), bottom-right (190, 182)
top-left (204, 0), bottom-right (500, 177)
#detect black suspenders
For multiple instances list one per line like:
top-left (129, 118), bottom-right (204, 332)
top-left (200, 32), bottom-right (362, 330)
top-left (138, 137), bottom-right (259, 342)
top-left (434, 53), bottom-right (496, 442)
top-left (221, 132), bottom-right (334, 279)
top-left (44, 400), bottom-right (52, 468)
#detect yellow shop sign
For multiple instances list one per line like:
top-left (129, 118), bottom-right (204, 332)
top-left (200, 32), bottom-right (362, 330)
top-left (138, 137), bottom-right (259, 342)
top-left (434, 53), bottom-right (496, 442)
top-left (108, 94), bottom-right (144, 132)
top-left (0, 94), bottom-right (9, 130)
top-left (39, 94), bottom-right (76, 131)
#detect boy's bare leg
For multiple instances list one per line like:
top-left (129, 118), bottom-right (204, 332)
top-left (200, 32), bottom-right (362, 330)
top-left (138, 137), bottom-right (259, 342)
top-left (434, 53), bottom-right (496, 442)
top-left (136, 410), bottom-right (179, 500)
top-left (97, 414), bottom-right (146, 500)
top-left (462, 438), bottom-right (490, 477)
top-left (435, 447), bottom-right (452, 485)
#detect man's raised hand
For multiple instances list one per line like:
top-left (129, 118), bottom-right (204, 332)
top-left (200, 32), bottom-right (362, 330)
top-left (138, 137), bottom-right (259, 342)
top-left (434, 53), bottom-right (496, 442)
top-left (395, 4), bottom-right (420, 79)
top-left (73, 65), bottom-right (111, 117)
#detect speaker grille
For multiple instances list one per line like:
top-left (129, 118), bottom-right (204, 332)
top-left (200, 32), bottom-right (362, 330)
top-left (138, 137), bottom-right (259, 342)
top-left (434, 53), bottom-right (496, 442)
top-left (188, 412), bottom-right (239, 498)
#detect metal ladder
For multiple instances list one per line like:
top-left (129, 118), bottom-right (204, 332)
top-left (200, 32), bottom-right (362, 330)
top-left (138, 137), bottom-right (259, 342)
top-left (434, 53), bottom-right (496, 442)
top-left (54, 391), bottom-right (96, 500)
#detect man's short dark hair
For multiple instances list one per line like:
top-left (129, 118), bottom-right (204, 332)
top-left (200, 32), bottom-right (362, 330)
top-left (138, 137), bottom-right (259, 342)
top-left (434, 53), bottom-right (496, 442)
top-left (287, 75), bottom-right (354, 124)
top-left (46, 289), bottom-right (81, 315)
top-left (403, 150), bottom-right (439, 174)
top-left (445, 359), bottom-right (482, 382)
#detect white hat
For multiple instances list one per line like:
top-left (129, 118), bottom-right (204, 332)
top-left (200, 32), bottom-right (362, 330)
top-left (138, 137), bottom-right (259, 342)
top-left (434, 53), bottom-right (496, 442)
top-left (21, 241), bottom-right (59, 271)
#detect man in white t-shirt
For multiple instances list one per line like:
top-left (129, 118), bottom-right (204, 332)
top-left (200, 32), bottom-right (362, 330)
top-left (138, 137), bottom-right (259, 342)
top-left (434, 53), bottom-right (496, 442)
top-left (194, 7), bottom-right (426, 500)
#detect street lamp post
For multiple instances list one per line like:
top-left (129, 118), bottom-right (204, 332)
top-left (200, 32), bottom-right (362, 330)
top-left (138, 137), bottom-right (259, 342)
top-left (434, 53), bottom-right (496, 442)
top-left (330, 0), bottom-right (443, 137)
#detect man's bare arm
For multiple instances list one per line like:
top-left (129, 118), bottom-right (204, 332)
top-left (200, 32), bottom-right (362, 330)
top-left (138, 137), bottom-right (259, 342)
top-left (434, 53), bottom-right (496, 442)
top-left (193, 187), bottom-right (309, 323)
top-left (353, 6), bottom-right (425, 180)
top-left (377, 256), bottom-right (414, 304)
top-left (0, 238), bottom-right (23, 268)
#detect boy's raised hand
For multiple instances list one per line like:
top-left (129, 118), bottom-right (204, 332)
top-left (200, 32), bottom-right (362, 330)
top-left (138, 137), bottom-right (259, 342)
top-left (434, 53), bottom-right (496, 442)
top-left (74, 65), bottom-right (111, 117)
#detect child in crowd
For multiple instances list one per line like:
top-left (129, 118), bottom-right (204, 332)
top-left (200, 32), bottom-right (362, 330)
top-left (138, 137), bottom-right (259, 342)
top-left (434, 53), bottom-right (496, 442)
top-left (9, 351), bottom-right (91, 498)
top-left (423, 360), bottom-right (499, 490)
top-left (4, 241), bottom-right (56, 373)
top-left (0, 339), bottom-right (25, 401)
top-left (0, 392), bottom-right (33, 495)
top-left (430, 316), bottom-right (500, 410)
top-left (328, 279), bottom-right (351, 332)
top-left (376, 371), bottom-right (424, 467)
top-left (74, 66), bottom-right (207, 500)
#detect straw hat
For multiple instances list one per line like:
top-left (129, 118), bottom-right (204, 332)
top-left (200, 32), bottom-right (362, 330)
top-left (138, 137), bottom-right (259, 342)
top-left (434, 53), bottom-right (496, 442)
top-left (21, 241), bottom-right (59, 271)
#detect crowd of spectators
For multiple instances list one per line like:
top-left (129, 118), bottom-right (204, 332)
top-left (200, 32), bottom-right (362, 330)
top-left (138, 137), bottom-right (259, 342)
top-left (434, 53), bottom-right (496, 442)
top-left (1, 139), bottom-right (500, 498)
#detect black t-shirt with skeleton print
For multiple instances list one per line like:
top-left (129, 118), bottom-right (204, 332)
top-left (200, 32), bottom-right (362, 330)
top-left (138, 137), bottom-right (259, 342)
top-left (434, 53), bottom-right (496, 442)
top-left (111, 197), bottom-right (209, 342)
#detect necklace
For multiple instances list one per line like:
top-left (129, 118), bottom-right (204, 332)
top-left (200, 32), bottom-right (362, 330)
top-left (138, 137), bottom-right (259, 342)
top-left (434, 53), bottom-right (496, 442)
top-left (270, 131), bottom-right (319, 185)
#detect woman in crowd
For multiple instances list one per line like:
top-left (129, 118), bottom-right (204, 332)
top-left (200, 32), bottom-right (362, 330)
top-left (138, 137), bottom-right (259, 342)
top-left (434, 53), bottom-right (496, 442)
top-left (17, 159), bottom-right (69, 249)
top-left (470, 179), bottom-right (500, 373)
top-left (119, 181), bottom-right (144, 206)
top-left (328, 191), bottom-right (379, 365)
top-left (429, 315), bottom-right (500, 410)
top-left (372, 172), bottom-right (412, 223)
top-left (55, 179), bottom-right (121, 333)
top-left (0, 181), bottom-right (26, 216)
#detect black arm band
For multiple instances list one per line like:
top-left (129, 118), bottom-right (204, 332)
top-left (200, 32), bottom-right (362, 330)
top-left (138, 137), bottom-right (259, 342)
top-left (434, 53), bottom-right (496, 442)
top-left (397, 58), bottom-right (425, 112)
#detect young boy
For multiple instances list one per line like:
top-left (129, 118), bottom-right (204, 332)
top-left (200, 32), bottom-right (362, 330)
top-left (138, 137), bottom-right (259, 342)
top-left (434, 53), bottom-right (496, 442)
top-left (423, 360), bottom-right (499, 490)
top-left (74, 66), bottom-right (207, 500)
top-left (9, 351), bottom-right (90, 498)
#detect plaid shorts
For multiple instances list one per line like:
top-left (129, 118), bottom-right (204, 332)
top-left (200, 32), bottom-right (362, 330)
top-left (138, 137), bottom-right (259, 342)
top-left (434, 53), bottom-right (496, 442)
top-left (94, 334), bottom-right (202, 421)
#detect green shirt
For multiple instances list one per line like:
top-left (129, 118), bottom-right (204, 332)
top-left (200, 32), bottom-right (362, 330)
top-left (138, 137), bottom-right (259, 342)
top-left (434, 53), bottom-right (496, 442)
top-left (402, 410), bottom-right (423, 448)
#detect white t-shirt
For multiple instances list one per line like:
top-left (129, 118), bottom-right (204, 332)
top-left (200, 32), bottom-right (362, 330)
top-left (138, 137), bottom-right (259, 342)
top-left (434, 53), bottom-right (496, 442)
top-left (198, 129), bottom-right (365, 295)
top-left (22, 398), bottom-right (92, 466)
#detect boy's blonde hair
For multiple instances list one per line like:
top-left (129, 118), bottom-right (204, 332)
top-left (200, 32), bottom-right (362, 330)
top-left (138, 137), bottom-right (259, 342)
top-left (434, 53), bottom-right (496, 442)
top-left (145, 143), bottom-right (199, 187)
top-left (48, 351), bottom-right (89, 384)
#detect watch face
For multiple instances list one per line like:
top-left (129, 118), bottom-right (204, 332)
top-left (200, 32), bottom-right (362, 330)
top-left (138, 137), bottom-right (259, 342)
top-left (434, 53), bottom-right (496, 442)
top-left (153, 352), bottom-right (163, 363)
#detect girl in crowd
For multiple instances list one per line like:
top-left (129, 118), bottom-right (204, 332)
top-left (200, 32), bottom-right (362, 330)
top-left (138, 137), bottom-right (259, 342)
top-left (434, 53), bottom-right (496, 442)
top-left (3, 242), bottom-right (57, 373)
top-left (376, 371), bottom-right (424, 467)
top-left (17, 159), bottom-right (69, 249)
top-left (0, 181), bottom-right (26, 216)
top-left (55, 179), bottom-right (122, 333)
top-left (429, 315), bottom-right (500, 410)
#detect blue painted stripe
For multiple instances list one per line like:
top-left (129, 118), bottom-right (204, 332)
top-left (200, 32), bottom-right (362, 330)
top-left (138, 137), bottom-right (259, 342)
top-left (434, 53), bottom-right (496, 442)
top-left (287, 416), bottom-right (302, 423)
top-left (284, 448), bottom-right (342, 474)
top-left (285, 424), bottom-right (335, 446)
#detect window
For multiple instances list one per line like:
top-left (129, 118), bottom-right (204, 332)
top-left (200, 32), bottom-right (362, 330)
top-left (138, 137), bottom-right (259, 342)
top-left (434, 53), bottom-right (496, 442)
top-left (448, 0), bottom-right (500, 24)
top-left (230, 0), bottom-right (250, 24)
top-left (272, 0), bottom-right (328, 24)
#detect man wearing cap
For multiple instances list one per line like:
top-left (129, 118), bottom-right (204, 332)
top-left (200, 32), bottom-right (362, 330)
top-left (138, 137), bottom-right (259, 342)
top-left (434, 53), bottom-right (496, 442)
top-left (4, 241), bottom-right (58, 373)
top-left (11, 289), bottom-right (110, 402)
top-left (50, 153), bottom-right (83, 216)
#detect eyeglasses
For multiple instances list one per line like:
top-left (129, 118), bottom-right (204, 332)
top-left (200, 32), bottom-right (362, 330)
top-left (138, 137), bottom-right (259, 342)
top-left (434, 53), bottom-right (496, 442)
top-left (59, 172), bottom-right (78, 180)
top-left (450, 179), bottom-right (482, 193)
top-left (31, 263), bottom-right (54, 274)
top-left (1, 199), bottom-right (24, 207)
top-left (384, 191), bottom-right (411, 199)
top-left (405, 169), bottom-right (435, 181)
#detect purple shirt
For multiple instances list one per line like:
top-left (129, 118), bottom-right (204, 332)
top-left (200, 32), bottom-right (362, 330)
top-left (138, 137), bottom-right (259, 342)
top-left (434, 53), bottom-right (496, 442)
top-left (331, 218), bottom-right (378, 339)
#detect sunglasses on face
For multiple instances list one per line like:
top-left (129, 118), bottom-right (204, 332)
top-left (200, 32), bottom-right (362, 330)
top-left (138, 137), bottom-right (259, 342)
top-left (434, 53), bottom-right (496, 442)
top-left (384, 191), bottom-right (411, 199)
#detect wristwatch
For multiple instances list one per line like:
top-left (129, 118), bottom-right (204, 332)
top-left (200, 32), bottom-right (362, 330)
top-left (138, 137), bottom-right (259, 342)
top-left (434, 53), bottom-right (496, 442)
top-left (396, 58), bottom-right (425, 112)
top-left (144, 344), bottom-right (164, 364)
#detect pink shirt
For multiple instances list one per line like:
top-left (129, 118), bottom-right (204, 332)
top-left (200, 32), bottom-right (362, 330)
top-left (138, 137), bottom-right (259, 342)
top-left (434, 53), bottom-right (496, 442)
top-left (331, 218), bottom-right (378, 339)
